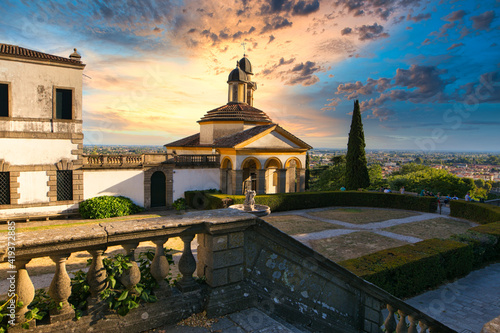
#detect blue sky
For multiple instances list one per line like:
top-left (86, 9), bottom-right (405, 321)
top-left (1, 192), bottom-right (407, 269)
top-left (1, 0), bottom-right (499, 152)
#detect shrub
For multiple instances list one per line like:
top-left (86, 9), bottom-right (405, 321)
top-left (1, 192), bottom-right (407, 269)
top-left (172, 198), bottom-right (187, 211)
top-left (451, 231), bottom-right (498, 266)
top-left (185, 190), bottom-right (437, 213)
top-left (79, 196), bottom-right (143, 219)
top-left (339, 239), bottom-right (473, 298)
top-left (450, 200), bottom-right (500, 224)
top-left (468, 222), bottom-right (500, 258)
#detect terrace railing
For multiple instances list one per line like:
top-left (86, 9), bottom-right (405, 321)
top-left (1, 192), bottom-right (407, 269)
top-left (173, 154), bottom-right (220, 168)
top-left (2, 210), bottom-right (455, 332)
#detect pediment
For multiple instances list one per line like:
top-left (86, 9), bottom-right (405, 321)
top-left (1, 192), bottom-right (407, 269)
top-left (235, 125), bottom-right (311, 150)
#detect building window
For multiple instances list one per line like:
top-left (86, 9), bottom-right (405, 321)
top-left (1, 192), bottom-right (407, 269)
top-left (0, 172), bottom-right (10, 205)
top-left (57, 170), bottom-right (73, 201)
top-left (55, 88), bottom-right (72, 119)
top-left (0, 83), bottom-right (8, 117)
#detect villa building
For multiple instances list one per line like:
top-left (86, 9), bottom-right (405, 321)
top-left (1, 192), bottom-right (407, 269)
top-left (0, 44), bottom-right (310, 219)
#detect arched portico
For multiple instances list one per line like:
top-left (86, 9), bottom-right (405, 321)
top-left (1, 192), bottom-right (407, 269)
top-left (264, 157), bottom-right (282, 194)
top-left (241, 157), bottom-right (261, 192)
top-left (220, 157), bottom-right (234, 194)
top-left (285, 157), bottom-right (305, 193)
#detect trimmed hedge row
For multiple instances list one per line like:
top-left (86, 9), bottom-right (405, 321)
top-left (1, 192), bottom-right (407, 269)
top-left (339, 239), bottom-right (473, 298)
top-left (450, 200), bottom-right (500, 224)
top-left (185, 191), bottom-right (438, 213)
top-left (469, 222), bottom-right (500, 255)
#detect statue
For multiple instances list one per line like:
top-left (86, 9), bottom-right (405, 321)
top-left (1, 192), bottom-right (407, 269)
top-left (243, 189), bottom-right (256, 211)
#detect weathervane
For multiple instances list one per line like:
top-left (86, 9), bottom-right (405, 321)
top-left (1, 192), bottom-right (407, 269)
top-left (241, 42), bottom-right (247, 57)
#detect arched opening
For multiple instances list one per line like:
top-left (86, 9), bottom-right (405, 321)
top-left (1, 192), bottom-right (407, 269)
top-left (150, 171), bottom-right (166, 207)
top-left (221, 158), bottom-right (233, 195)
top-left (264, 158), bottom-right (282, 194)
top-left (241, 158), bottom-right (260, 192)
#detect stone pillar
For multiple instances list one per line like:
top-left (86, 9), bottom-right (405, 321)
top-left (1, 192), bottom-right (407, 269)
top-left (278, 169), bottom-right (287, 194)
top-left (257, 169), bottom-right (266, 194)
top-left (150, 238), bottom-right (171, 297)
top-left (298, 168), bottom-right (306, 192)
top-left (14, 259), bottom-right (35, 327)
top-left (197, 232), bottom-right (244, 288)
top-left (87, 248), bottom-right (107, 304)
top-left (234, 170), bottom-right (243, 195)
top-left (220, 169), bottom-right (227, 194)
top-left (49, 254), bottom-right (75, 322)
top-left (177, 234), bottom-right (198, 292)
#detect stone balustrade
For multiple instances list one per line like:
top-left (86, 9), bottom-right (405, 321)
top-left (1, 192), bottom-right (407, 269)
top-left (1, 210), bottom-right (456, 332)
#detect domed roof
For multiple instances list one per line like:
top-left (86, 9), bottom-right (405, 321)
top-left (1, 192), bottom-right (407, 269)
top-left (239, 56), bottom-right (253, 75)
top-left (228, 65), bottom-right (247, 82)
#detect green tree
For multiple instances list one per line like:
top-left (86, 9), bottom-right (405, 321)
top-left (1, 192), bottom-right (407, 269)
top-left (368, 164), bottom-right (383, 187)
top-left (345, 100), bottom-right (370, 190)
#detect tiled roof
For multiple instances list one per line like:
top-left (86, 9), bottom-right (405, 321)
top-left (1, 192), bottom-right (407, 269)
top-left (165, 124), bottom-right (275, 148)
top-left (0, 43), bottom-right (84, 66)
top-left (198, 103), bottom-right (273, 123)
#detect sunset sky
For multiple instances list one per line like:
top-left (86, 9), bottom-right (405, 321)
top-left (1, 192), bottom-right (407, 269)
top-left (1, 0), bottom-right (499, 152)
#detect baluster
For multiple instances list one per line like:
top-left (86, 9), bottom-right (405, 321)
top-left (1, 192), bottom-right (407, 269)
top-left (87, 248), bottom-right (107, 304)
top-left (150, 238), bottom-right (171, 297)
top-left (14, 259), bottom-right (35, 327)
top-left (178, 234), bottom-right (198, 292)
top-left (48, 254), bottom-right (75, 322)
top-left (419, 320), bottom-right (429, 333)
top-left (407, 314), bottom-right (418, 333)
top-left (120, 242), bottom-right (141, 293)
top-left (384, 304), bottom-right (397, 333)
top-left (396, 309), bottom-right (408, 333)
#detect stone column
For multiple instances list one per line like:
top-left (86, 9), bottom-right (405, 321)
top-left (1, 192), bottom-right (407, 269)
top-left (48, 254), bottom-right (75, 322)
top-left (234, 170), bottom-right (243, 195)
top-left (298, 168), bottom-right (306, 192)
top-left (257, 169), bottom-right (266, 194)
top-left (87, 248), bottom-right (107, 304)
top-left (177, 234), bottom-right (198, 292)
top-left (220, 169), bottom-right (227, 194)
top-left (150, 238), bottom-right (171, 297)
top-left (14, 259), bottom-right (35, 327)
top-left (278, 169), bottom-right (287, 194)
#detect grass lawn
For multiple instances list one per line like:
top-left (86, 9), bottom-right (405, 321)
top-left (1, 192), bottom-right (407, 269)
top-left (309, 231), bottom-right (409, 262)
top-left (382, 217), bottom-right (472, 240)
top-left (262, 214), bottom-right (342, 235)
top-left (308, 208), bottom-right (419, 224)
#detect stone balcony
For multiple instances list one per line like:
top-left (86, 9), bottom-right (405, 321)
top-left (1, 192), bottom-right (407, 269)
top-left (82, 154), bottom-right (220, 169)
top-left (1, 210), bottom-right (456, 332)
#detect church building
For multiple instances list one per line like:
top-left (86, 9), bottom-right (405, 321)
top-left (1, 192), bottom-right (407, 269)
top-left (165, 56), bottom-right (312, 195)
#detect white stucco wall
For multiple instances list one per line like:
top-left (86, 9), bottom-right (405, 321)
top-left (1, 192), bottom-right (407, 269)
top-left (0, 138), bottom-right (77, 165)
top-left (83, 170), bottom-right (144, 206)
top-left (0, 58), bottom-right (83, 120)
top-left (245, 132), bottom-right (299, 148)
top-left (173, 168), bottom-right (220, 200)
top-left (17, 171), bottom-right (49, 204)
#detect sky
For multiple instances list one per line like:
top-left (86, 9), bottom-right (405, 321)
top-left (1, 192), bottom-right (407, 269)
top-left (1, 0), bottom-right (499, 152)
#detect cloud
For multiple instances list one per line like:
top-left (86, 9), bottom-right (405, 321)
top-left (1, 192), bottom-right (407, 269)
top-left (268, 35), bottom-right (276, 43)
top-left (336, 64), bottom-right (456, 113)
top-left (333, 0), bottom-right (422, 21)
top-left (452, 70), bottom-right (500, 104)
top-left (356, 23), bottom-right (389, 41)
top-left (321, 97), bottom-right (341, 111)
top-left (284, 61), bottom-right (323, 86)
top-left (444, 9), bottom-right (467, 22)
top-left (292, 0), bottom-right (320, 16)
top-left (407, 13), bottom-right (431, 22)
top-left (366, 107), bottom-right (395, 121)
top-left (447, 42), bottom-right (464, 50)
top-left (261, 16), bottom-right (293, 33)
top-left (340, 27), bottom-right (352, 35)
top-left (259, 0), bottom-right (293, 15)
top-left (471, 10), bottom-right (496, 30)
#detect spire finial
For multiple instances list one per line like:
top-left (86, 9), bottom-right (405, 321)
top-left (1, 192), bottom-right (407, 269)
top-left (241, 42), bottom-right (247, 57)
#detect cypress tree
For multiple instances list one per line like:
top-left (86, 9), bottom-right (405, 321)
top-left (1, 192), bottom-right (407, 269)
top-left (345, 100), bottom-right (370, 190)
top-left (305, 152), bottom-right (310, 190)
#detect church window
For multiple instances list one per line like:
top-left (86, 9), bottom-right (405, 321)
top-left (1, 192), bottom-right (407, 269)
top-left (57, 170), bottom-right (73, 201)
top-left (0, 83), bottom-right (9, 117)
top-left (55, 88), bottom-right (73, 119)
top-left (0, 172), bottom-right (10, 205)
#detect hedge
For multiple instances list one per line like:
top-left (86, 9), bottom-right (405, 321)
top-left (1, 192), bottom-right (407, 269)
top-left (469, 222), bottom-right (500, 257)
top-left (339, 239), bottom-right (473, 298)
top-left (185, 191), bottom-right (438, 213)
top-left (79, 196), bottom-right (143, 219)
top-left (450, 200), bottom-right (500, 224)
